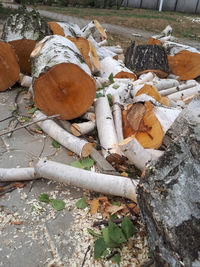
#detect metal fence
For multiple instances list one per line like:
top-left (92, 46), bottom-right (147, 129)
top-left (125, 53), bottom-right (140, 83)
top-left (123, 0), bottom-right (200, 14)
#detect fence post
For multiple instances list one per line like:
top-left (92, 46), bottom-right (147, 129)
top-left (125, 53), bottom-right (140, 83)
top-left (159, 0), bottom-right (164, 11)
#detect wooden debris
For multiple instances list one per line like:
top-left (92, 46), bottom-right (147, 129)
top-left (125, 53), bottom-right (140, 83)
top-left (31, 35), bottom-right (96, 120)
top-left (0, 40), bottom-right (20, 91)
top-left (71, 121), bottom-right (96, 136)
top-left (125, 44), bottom-right (170, 78)
top-left (81, 19), bottom-right (107, 42)
top-left (112, 94), bottom-right (123, 143)
top-left (34, 111), bottom-right (93, 157)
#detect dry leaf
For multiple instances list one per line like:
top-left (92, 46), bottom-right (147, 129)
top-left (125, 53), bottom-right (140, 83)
top-left (12, 182), bottom-right (25, 188)
top-left (68, 151), bottom-right (73, 156)
top-left (0, 186), bottom-right (4, 191)
top-left (121, 172), bottom-right (128, 177)
top-left (105, 204), bottom-right (124, 215)
top-left (87, 198), bottom-right (100, 214)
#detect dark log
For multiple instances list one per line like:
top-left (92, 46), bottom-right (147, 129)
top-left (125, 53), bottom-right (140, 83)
top-left (137, 97), bottom-right (200, 266)
top-left (125, 44), bottom-right (169, 78)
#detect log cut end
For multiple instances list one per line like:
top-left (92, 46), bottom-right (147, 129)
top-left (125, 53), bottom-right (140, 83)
top-left (88, 41), bottom-right (100, 72)
top-left (48, 22), bottom-right (65, 36)
top-left (93, 19), bottom-right (107, 40)
top-left (147, 37), bottom-right (161, 46)
top-left (0, 41), bottom-right (20, 91)
top-left (114, 71), bottom-right (137, 80)
top-left (168, 50), bottom-right (200, 80)
top-left (33, 63), bottom-right (96, 120)
top-left (9, 39), bottom-right (37, 75)
top-left (81, 143), bottom-right (93, 157)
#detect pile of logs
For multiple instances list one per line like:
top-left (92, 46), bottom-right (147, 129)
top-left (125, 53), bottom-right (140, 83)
top-left (0, 8), bottom-right (200, 266)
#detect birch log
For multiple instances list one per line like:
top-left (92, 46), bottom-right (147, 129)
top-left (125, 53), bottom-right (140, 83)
top-left (81, 20), bottom-right (107, 42)
top-left (154, 79), bottom-right (179, 91)
top-left (48, 21), bottom-right (82, 38)
top-left (100, 57), bottom-right (137, 80)
top-left (168, 85), bottom-right (200, 101)
top-left (160, 80), bottom-right (198, 96)
top-left (34, 111), bottom-right (92, 157)
top-left (31, 35), bottom-right (96, 120)
top-left (95, 97), bottom-right (122, 163)
top-left (35, 158), bottom-right (138, 202)
top-left (19, 74), bottom-right (33, 88)
top-left (0, 40), bottom-right (20, 91)
top-left (71, 121), bottom-right (96, 136)
top-left (0, 168), bottom-right (35, 182)
top-left (112, 94), bottom-right (123, 143)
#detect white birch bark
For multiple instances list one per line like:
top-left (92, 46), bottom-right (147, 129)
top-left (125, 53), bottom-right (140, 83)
top-left (55, 22), bottom-right (82, 37)
top-left (154, 79), bottom-right (179, 91)
top-left (80, 112), bottom-right (96, 122)
top-left (71, 121), bottom-right (96, 136)
top-left (81, 20), bottom-right (107, 42)
top-left (35, 158), bottom-right (138, 202)
top-left (119, 137), bottom-right (153, 171)
top-left (31, 35), bottom-right (91, 78)
top-left (19, 74), bottom-right (33, 88)
top-left (34, 111), bottom-right (92, 157)
top-left (160, 80), bottom-right (198, 96)
top-left (100, 56), bottom-right (135, 79)
top-left (95, 97), bottom-right (121, 160)
top-left (103, 45), bottom-right (123, 55)
top-left (112, 94), bottom-right (123, 143)
top-left (168, 85), bottom-right (200, 101)
top-left (0, 168), bottom-right (35, 181)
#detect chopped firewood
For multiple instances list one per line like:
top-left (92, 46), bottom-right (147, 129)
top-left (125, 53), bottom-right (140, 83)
top-left (100, 56), bottom-right (137, 79)
top-left (0, 40), bottom-right (20, 91)
top-left (34, 111), bottom-right (93, 158)
top-left (48, 21), bottom-right (82, 37)
top-left (31, 35), bottom-right (96, 120)
top-left (122, 102), bottom-right (164, 149)
top-left (81, 19), bottom-right (107, 42)
top-left (95, 97), bottom-right (122, 163)
top-left (125, 44), bottom-right (170, 78)
top-left (9, 39), bottom-right (37, 75)
top-left (168, 49), bottom-right (200, 80)
top-left (71, 121), bottom-right (96, 136)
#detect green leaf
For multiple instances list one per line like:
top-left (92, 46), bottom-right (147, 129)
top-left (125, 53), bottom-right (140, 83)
top-left (107, 94), bottom-right (113, 106)
top-left (52, 140), bottom-right (60, 148)
top-left (71, 160), bottom-right (85, 169)
top-left (76, 197), bottom-right (88, 209)
top-left (112, 84), bottom-right (120, 89)
top-left (111, 201), bottom-right (121, 206)
top-left (28, 107), bottom-right (38, 114)
top-left (108, 73), bottom-right (114, 84)
top-left (96, 92), bottom-right (103, 98)
top-left (108, 222), bottom-right (127, 244)
top-left (80, 157), bottom-right (94, 170)
top-left (110, 253), bottom-right (121, 266)
top-left (20, 116), bottom-right (30, 122)
top-left (51, 199), bottom-right (65, 211)
top-left (8, 106), bottom-right (15, 111)
top-left (109, 214), bottom-right (118, 221)
top-left (102, 228), bottom-right (119, 248)
top-left (121, 216), bottom-right (136, 239)
top-left (87, 228), bottom-right (103, 238)
top-left (94, 238), bottom-right (107, 259)
top-left (38, 193), bottom-right (50, 203)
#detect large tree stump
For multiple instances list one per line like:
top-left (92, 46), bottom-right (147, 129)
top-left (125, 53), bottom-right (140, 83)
top-left (125, 44), bottom-right (169, 78)
top-left (1, 6), bottom-right (51, 74)
top-left (137, 98), bottom-right (200, 266)
top-left (31, 35), bottom-right (96, 120)
top-left (0, 40), bottom-right (20, 91)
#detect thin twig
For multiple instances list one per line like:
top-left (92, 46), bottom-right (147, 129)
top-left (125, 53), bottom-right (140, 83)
top-left (106, 250), bottom-right (119, 260)
top-left (0, 114), bottom-right (60, 137)
top-left (0, 115), bottom-right (13, 123)
top-left (81, 245), bottom-right (91, 267)
top-left (7, 120), bottom-right (19, 138)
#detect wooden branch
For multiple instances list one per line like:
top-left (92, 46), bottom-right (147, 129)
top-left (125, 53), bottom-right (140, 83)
top-left (34, 111), bottom-right (92, 157)
top-left (80, 112), bottom-right (96, 122)
top-left (160, 80), bottom-right (197, 96)
top-left (71, 121), bottom-right (96, 136)
top-left (112, 94), bottom-right (123, 143)
top-left (95, 97), bottom-right (122, 163)
top-left (0, 168), bottom-right (36, 182)
top-left (154, 79), bottom-right (179, 91)
top-left (35, 158), bottom-right (138, 202)
top-left (168, 85), bottom-right (200, 101)
top-left (0, 114), bottom-right (59, 137)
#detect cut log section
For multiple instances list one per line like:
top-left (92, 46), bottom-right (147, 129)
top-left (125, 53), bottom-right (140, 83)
top-left (1, 6), bottom-right (51, 42)
top-left (19, 74), bottom-right (32, 88)
top-left (160, 80), bottom-right (198, 96)
top-left (95, 97), bottom-right (122, 163)
top-left (48, 21), bottom-right (82, 38)
top-left (137, 98), bottom-right (200, 266)
top-left (100, 56), bottom-right (137, 79)
top-left (82, 20), bottom-right (107, 42)
top-left (71, 121), bottom-right (96, 136)
top-left (9, 39), bottom-right (37, 75)
top-left (31, 35), bottom-right (96, 120)
top-left (0, 40), bottom-right (20, 91)
top-left (168, 49), bottom-right (200, 81)
top-left (34, 111), bottom-right (92, 157)
top-left (168, 84), bottom-right (200, 101)
top-left (125, 44), bottom-right (170, 78)
top-left (122, 102), bottom-right (164, 149)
